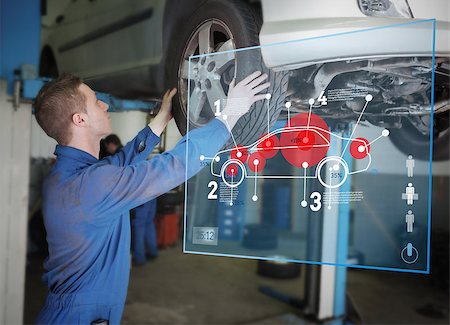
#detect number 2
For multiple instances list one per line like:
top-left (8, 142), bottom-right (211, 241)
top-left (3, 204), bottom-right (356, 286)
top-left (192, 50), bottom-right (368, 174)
top-left (208, 181), bottom-right (218, 199)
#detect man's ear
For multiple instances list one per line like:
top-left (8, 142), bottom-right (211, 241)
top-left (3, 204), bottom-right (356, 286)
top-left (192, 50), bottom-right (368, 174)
top-left (72, 112), bottom-right (87, 127)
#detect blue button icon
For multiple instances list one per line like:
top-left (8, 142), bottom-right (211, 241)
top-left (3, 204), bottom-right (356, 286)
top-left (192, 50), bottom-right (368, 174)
top-left (401, 242), bottom-right (418, 264)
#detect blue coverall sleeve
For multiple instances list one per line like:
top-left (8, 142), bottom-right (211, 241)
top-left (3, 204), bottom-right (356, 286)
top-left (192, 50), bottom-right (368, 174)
top-left (103, 126), bottom-right (160, 166)
top-left (81, 118), bottom-right (230, 222)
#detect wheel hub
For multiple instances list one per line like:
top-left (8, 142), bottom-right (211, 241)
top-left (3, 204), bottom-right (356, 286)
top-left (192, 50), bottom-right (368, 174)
top-left (192, 55), bottom-right (222, 92)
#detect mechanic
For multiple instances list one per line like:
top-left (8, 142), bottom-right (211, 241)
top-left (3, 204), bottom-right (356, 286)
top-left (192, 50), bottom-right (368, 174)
top-left (34, 71), bottom-right (269, 324)
top-left (132, 199), bottom-right (158, 265)
top-left (103, 134), bottom-right (123, 157)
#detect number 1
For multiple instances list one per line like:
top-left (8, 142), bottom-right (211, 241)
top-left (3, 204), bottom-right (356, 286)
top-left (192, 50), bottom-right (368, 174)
top-left (214, 99), bottom-right (221, 116)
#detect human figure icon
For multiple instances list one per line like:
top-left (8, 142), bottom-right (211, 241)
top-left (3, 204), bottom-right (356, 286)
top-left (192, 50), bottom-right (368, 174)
top-left (406, 183), bottom-right (415, 205)
top-left (406, 210), bottom-right (414, 233)
top-left (402, 183), bottom-right (418, 204)
top-left (406, 155), bottom-right (415, 177)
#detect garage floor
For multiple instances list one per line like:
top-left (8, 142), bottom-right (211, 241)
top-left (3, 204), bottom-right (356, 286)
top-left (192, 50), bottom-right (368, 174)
top-left (24, 245), bottom-right (449, 324)
top-left (24, 246), bottom-right (302, 324)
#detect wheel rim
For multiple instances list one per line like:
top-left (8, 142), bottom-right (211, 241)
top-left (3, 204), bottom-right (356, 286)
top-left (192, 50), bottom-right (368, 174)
top-left (220, 159), bottom-right (245, 188)
top-left (178, 19), bottom-right (236, 127)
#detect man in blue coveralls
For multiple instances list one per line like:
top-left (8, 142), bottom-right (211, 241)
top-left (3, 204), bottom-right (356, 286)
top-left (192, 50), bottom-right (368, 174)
top-left (34, 71), bottom-right (269, 324)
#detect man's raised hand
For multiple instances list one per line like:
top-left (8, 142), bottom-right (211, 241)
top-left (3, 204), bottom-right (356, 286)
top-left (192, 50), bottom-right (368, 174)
top-left (149, 88), bottom-right (177, 136)
top-left (220, 71), bottom-right (270, 129)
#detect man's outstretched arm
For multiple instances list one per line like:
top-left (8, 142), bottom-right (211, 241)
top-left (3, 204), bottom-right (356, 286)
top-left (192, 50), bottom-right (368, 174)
top-left (103, 89), bottom-right (177, 166)
top-left (83, 117), bottom-right (229, 221)
top-left (82, 72), bottom-right (270, 220)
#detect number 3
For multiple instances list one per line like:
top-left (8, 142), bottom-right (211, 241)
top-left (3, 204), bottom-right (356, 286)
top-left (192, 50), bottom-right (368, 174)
top-left (310, 191), bottom-right (322, 212)
top-left (208, 181), bottom-right (218, 200)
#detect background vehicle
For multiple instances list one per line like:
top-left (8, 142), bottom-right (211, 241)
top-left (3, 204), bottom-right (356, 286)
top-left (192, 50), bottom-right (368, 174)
top-left (40, 0), bottom-right (449, 159)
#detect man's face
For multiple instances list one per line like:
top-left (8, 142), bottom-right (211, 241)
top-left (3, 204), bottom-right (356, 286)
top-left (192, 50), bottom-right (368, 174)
top-left (78, 83), bottom-right (112, 138)
top-left (106, 142), bottom-right (119, 155)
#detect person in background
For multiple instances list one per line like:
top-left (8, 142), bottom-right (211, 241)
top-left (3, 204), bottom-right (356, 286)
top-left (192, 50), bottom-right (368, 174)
top-left (132, 199), bottom-right (158, 265)
top-left (99, 139), bottom-right (108, 159)
top-left (101, 134), bottom-right (123, 158)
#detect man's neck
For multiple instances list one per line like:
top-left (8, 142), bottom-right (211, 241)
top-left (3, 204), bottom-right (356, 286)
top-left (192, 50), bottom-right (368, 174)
top-left (66, 133), bottom-right (101, 160)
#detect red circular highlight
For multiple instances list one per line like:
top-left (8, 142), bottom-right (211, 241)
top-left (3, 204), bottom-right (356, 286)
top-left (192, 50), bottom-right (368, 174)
top-left (230, 145), bottom-right (248, 163)
top-left (280, 113), bottom-right (330, 168)
top-left (257, 133), bottom-right (279, 158)
top-left (248, 152), bottom-right (266, 172)
top-left (296, 130), bottom-right (316, 151)
top-left (226, 163), bottom-right (239, 177)
top-left (350, 137), bottom-right (370, 159)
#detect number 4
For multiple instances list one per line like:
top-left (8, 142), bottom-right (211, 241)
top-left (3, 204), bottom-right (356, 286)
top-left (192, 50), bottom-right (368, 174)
top-left (318, 91), bottom-right (327, 106)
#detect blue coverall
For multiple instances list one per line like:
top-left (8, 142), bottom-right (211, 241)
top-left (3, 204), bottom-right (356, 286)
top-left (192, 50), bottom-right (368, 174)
top-left (132, 199), bottom-right (158, 264)
top-left (36, 118), bottom-right (229, 324)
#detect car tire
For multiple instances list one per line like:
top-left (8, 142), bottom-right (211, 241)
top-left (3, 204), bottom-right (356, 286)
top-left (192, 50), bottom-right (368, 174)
top-left (389, 112), bottom-right (449, 161)
top-left (165, 0), bottom-right (289, 148)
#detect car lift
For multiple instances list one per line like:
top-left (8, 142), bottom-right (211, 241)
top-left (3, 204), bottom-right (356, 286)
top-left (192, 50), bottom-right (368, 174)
top-left (257, 122), bottom-right (356, 325)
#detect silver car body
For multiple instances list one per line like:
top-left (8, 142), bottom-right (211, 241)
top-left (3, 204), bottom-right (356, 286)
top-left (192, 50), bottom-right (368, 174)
top-left (42, 0), bottom-right (449, 93)
top-left (259, 0), bottom-right (449, 70)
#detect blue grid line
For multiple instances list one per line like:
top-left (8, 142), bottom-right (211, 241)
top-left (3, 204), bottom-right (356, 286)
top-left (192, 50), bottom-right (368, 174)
top-left (182, 57), bottom-right (192, 253)
top-left (426, 19), bottom-right (437, 274)
top-left (183, 19), bottom-right (435, 274)
top-left (184, 250), bottom-right (430, 274)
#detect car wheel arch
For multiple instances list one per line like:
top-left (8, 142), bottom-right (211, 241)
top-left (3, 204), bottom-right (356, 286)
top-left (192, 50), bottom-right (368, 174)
top-left (161, 0), bottom-right (263, 70)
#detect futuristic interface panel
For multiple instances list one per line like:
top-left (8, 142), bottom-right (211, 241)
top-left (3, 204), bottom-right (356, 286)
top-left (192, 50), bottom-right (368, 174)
top-left (183, 20), bottom-right (435, 273)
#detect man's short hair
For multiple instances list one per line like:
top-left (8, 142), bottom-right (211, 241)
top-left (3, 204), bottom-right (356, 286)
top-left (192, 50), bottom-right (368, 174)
top-left (34, 73), bottom-right (86, 145)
